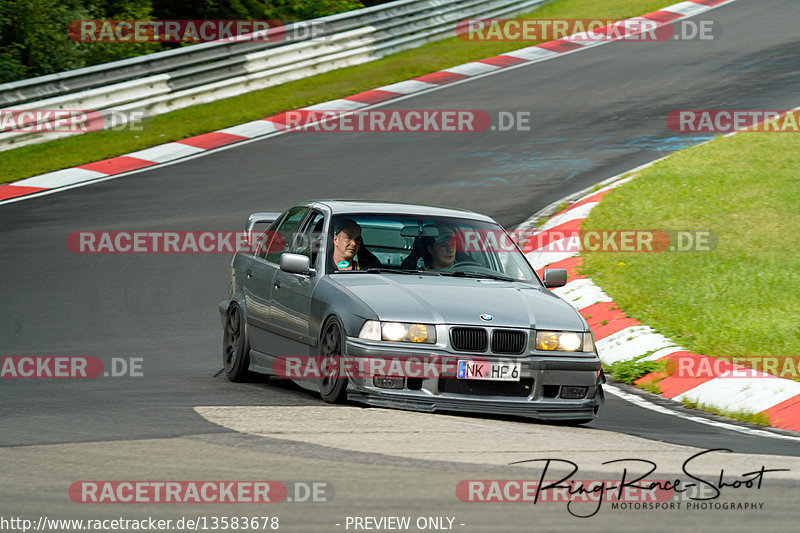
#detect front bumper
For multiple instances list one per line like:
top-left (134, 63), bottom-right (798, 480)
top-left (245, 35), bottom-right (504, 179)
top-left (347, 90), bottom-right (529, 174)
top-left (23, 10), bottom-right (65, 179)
top-left (343, 338), bottom-right (604, 422)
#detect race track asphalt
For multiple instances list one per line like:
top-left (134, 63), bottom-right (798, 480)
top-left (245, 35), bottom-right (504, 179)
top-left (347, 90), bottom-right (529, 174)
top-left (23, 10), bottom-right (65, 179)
top-left (1, 1), bottom-right (798, 530)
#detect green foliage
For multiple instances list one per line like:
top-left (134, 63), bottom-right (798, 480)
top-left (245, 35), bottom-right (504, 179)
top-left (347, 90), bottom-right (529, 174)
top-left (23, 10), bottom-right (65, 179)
top-left (0, 0), bottom-right (367, 84)
top-left (680, 398), bottom-right (771, 427)
top-left (82, 1), bottom-right (162, 65)
top-left (582, 132), bottom-right (800, 360)
top-left (153, 0), bottom-right (277, 19)
top-left (269, 1), bottom-right (366, 21)
top-left (152, 0), bottom-right (368, 21)
top-left (0, 0), bottom-right (160, 83)
top-left (1, 0), bottom-right (88, 82)
top-left (605, 357), bottom-right (665, 384)
top-left (638, 381), bottom-right (662, 395)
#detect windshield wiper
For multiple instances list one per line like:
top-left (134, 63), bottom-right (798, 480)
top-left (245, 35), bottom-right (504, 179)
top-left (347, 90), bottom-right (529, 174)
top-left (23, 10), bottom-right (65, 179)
top-left (334, 268), bottom-right (439, 275)
top-left (436, 270), bottom-right (515, 282)
top-left (364, 268), bottom-right (414, 274)
top-left (332, 268), bottom-right (408, 274)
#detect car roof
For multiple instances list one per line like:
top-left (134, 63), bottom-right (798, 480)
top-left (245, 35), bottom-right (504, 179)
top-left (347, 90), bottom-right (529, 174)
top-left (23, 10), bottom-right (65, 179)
top-left (305, 200), bottom-right (497, 223)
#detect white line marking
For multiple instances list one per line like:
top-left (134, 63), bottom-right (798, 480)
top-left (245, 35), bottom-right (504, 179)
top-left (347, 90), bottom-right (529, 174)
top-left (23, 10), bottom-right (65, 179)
top-left (674, 374), bottom-right (800, 414)
top-left (125, 142), bottom-right (205, 163)
top-left (219, 119), bottom-right (281, 138)
top-left (551, 277), bottom-right (612, 310)
top-left (12, 167), bottom-right (107, 189)
top-left (604, 384), bottom-right (800, 442)
top-left (304, 98), bottom-right (370, 111)
top-left (444, 62), bottom-right (500, 76)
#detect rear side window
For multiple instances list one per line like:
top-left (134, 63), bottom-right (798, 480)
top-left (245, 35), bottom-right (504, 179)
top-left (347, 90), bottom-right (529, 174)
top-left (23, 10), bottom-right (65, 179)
top-left (254, 214), bottom-right (285, 259)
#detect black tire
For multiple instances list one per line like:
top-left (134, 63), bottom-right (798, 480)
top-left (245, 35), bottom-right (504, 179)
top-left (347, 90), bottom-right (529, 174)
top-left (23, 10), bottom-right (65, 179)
top-left (318, 317), bottom-right (348, 403)
top-left (222, 303), bottom-right (253, 382)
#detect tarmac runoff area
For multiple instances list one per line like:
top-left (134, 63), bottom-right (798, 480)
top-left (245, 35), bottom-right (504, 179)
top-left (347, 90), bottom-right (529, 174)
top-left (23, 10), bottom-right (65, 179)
top-left (194, 405), bottom-right (800, 480)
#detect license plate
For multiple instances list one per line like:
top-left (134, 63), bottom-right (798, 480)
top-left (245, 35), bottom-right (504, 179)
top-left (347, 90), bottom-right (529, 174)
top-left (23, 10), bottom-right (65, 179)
top-left (457, 360), bottom-right (520, 381)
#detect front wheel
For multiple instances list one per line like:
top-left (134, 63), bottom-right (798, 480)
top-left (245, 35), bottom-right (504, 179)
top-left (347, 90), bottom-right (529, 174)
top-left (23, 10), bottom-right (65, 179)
top-left (223, 303), bottom-right (253, 382)
top-left (318, 317), bottom-right (348, 403)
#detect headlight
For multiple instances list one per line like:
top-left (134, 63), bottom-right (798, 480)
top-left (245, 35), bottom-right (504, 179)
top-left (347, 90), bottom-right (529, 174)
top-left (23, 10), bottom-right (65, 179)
top-left (582, 332), bottom-right (596, 352)
top-left (535, 331), bottom-right (594, 352)
top-left (358, 320), bottom-right (436, 344)
top-left (358, 320), bottom-right (382, 341)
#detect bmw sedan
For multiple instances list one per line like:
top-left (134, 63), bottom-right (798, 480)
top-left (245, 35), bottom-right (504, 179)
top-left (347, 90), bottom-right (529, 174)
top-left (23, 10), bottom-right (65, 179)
top-left (220, 200), bottom-right (604, 423)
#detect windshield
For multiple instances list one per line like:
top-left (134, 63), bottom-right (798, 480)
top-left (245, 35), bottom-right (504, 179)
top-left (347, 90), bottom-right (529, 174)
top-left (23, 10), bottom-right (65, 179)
top-left (328, 213), bottom-right (540, 282)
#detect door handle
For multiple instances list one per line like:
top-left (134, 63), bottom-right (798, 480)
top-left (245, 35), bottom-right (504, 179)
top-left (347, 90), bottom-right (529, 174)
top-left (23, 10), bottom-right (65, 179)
top-left (246, 269), bottom-right (253, 278)
top-left (274, 280), bottom-right (281, 289)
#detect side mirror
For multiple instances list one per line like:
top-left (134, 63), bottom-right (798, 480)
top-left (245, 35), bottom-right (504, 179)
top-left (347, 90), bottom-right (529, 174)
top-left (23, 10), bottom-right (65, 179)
top-left (280, 253), bottom-right (315, 276)
top-left (542, 268), bottom-right (567, 288)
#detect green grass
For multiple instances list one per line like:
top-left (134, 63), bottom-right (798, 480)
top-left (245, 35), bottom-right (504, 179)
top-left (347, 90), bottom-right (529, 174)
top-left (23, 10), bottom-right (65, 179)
top-left (638, 381), bottom-right (662, 395)
top-left (0, 0), bottom-right (668, 183)
top-left (680, 397), bottom-right (771, 427)
top-left (581, 132), bottom-right (800, 366)
top-left (555, 201), bottom-right (572, 213)
top-left (605, 355), bottom-right (666, 384)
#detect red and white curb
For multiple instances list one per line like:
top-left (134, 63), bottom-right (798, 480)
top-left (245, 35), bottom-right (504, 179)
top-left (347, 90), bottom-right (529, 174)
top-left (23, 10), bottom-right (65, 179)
top-left (522, 182), bottom-right (800, 433)
top-left (0, 0), bottom-right (735, 204)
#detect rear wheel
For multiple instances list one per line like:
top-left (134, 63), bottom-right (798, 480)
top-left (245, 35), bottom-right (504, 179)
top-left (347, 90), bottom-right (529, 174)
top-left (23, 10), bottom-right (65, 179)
top-left (318, 317), bottom-right (348, 403)
top-left (223, 303), bottom-right (253, 382)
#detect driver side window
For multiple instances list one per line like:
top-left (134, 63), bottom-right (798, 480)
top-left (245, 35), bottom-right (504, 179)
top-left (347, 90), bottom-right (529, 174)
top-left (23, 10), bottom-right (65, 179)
top-left (294, 211), bottom-right (326, 268)
top-left (262, 207), bottom-right (308, 264)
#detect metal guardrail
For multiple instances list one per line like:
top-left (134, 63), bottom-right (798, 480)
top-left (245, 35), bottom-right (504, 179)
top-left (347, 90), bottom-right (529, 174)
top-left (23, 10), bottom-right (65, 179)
top-left (0, 0), bottom-right (435, 106)
top-left (0, 0), bottom-right (545, 150)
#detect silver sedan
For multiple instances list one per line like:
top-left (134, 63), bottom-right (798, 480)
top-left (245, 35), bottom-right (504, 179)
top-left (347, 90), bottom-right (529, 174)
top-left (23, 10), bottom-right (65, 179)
top-left (220, 200), bottom-right (604, 423)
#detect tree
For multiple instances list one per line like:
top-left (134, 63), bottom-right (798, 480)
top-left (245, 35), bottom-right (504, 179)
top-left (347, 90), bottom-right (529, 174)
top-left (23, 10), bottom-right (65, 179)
top-left (0, 0), bottom-right (374, 83)
top-left (0, 0), bottom-right (159, 83)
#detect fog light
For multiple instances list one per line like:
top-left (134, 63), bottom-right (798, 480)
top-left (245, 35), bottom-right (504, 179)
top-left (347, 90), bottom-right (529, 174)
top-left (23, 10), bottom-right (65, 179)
top-left (408, 323), bottom-right (430, 343)
top-left (536, 332), bottom-right (559, 350)
top-left (560, 386), bottom-right (588, 399)
top-left (373, 376), bottom-right (404, 389)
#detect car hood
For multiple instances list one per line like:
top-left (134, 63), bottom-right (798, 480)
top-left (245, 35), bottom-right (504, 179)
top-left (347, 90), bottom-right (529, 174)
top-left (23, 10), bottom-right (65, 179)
top-left (331, 274), bottom-right (586, 331)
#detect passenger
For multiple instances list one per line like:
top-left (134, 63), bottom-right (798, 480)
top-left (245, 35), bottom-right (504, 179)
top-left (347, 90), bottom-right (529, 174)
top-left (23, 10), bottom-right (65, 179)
top-left (424, 226), bottom-right (457, 269)
top-left (332, 218), bottom-right (362, 270)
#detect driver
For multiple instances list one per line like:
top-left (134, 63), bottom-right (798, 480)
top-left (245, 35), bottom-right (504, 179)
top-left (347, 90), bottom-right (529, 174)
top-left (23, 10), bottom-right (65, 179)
top-left (332, 218), bottom-right (362, 270)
